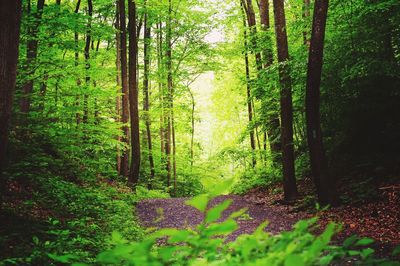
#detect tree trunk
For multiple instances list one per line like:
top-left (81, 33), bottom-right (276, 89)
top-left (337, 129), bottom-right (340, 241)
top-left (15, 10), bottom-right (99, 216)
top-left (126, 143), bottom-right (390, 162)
top-left (128, 0), bottom-right (140, 186)
top-left (259, 0), bottom-right (282, 160)
top-left (306, 0), bottom-right (338, 206)
top-left (188, 88), bottom-right (195, 169)
top-left (157, 21), bottom-right (165, 156)
top-left (75, 0), bottom-right (82, 125)
top-left (0, 0), bottom-right (22, 208)
top-left (83, 0), bottom-right (93, 124)
top-left (115, 4), bottom-right (122, 175)
top-left (20, 0), bottom-right (45, 114)
top-left (241, 5), bottom-right (257, 168)
top-left (165, 0), bottom-right (173, 189)
top-left (272, 0), bottom-right (298, 201)
top-left (118, 0), bottom-right (130, 178)
top-left (143, 0), bottom-right (155, 185)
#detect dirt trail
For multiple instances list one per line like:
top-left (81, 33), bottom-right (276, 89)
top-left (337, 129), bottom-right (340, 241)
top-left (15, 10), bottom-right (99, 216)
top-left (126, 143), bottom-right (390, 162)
top-left (136, 195), bottom-right (306, 240)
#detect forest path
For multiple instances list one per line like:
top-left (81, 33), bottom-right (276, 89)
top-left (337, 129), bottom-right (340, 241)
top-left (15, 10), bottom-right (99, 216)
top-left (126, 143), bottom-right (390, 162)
top-left (137, 195), bottom-right (306, 240)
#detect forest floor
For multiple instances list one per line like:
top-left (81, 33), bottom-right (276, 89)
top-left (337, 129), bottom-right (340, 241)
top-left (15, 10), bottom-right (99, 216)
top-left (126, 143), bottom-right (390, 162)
top-left (137, 178), bottom-right (400, 258)
top-left (137, 195), bottom-right (307, 241)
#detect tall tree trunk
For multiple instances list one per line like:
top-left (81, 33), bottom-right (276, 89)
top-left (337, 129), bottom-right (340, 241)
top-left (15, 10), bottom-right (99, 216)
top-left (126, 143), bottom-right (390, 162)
top-left (306, 0), bottom-right (337, 206)
top-left (165, 0), bottom-right (173, 189)
top-left (128, 0), bottom-right (140, 186)
top-left (118, 0), bottom-right (130, 178)
top-left (75, 0), bottom-right (82, 125)
top-left (259, 0), bottom-right (282, 160)
top-left (0, 0), bottom-right (23, 208)
top-left (83, 0), bottom-right (93, 124)
top-left (241, 5), bottom-right (257, 168)
top-left (188, 88), bottom-right (195, 169)
top-left (20, 0), bottom-right (45, 114)
top-left (143, 0), bottom-right (155, 185)
top-left (115, 6), bottom-right (122, 175)
top-left (157, 21), bottom-right (165, 156)
top-left (272, 0), bottom-right (298, 201)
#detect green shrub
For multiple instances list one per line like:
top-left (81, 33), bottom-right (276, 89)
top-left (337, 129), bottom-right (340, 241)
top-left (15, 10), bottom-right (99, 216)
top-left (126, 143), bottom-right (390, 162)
top-left (58, 193), bottom-right (389, 266)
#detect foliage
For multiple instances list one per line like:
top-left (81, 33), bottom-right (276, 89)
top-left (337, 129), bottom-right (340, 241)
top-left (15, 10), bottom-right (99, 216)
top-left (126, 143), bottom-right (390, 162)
top-left (232, 167), bottom-right (281, 195)
top-left (53, 193), bottom-right (395, 266)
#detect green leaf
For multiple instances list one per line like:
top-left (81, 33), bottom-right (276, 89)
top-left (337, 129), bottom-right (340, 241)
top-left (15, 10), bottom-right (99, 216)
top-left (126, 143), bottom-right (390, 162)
top-left (228, 208), bottom-right (248, 220)
top-left (205, 219), bottom-right (238, 236)
top-left (285, 254), bottom-right (305, 266)
top-left (208, 178), bottom-right (234, 196)
top-left (393, 246), bottom-right (400, 256)
top-left (355, 238), bottom-right (374, 246)
top-left (48, 253), bottom-right (78, 263)
top-left (185, 194), bottom-right (209, 212)
top-left (348, 250), bottom-right (360, 256)
top-left (361, 248), bottom-right (374, 259)
top-left (343, 235), bottom-right (358, 248)
top-left (319, 254), bottom-right (334, 265)
top-left (206, 199), bottom-right (232, 223)
top-left (111, 231), bottom-right (127, 244)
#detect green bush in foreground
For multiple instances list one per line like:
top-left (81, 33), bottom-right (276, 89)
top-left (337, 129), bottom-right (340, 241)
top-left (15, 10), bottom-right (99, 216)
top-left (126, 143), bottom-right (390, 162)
top-left (50, 192), bottom-right (398, 266)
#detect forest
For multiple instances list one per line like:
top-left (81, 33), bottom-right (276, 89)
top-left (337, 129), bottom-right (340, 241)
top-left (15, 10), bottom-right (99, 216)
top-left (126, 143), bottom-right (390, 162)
top-left (0, 0), bottom-right (399, 265)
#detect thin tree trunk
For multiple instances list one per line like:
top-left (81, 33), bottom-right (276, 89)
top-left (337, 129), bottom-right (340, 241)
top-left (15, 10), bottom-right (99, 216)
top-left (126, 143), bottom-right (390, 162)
top-left (128, 0), bottom-right (140, 186)
top-left (165, 0), bottom-right (173, 189)
top-left (0, 0), bottom-right (22, 208)
top-left (83, 0), bottom-right (93, 124)
top-left (188, 89), bottom-right (195, 169)
top-left (306, 0), bottom-right (338, 206)
top-left (20, 0), bottom-right (45, 114)
top-left (157, 21), bottom-right (165, 156)
top-left (242, 8), bottom-right (257, 168)
top-left (74, 0), bottom-right (82, 125)
top-left (118, 0), bottom-right (130, 178)
top-left (272, 0), bottom-right (298, 201)
top-left (259, 0), bottom-right (282, 160)
top-left (143, 0), bottom-right (155, 185)
top-left (115, 5), bottom-right (122, 175)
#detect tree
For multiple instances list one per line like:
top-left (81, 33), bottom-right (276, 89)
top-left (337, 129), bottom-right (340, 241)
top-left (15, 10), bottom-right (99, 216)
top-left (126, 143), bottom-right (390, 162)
top-left (118, 0), bottom-right (130, 178)
top-left (259, 0), bottom-right (282, 161)
top-left (20, 0), bottom-right (46, 114)
top-left (143, 0), bottom-right (155, 184)
top-left (0, 0), bottom-right (22, 207)
top-left (128, 0), bottom-right (140, 186)
top-left (240, 3), bottom-right (257, 167)
top-left (164, 0), bottom-right (173, 190)
top-left (83, 0), bottom-right (93, 123)
top-left (272, 0), bottom-right (298, 201)
top-left (305, 0), bottom-right (337, 206)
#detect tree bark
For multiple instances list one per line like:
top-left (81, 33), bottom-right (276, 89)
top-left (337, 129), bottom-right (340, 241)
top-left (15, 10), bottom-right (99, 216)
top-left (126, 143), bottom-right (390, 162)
top-left (128, 0), bottom-right (140, 186)
top-left (241, 5), bottom-right (257, 168)
top-left (272, 0), bottom-right (298, 201)
top-left (306, 0), bottom-right (338, 206)
top-left (259, 0), bottom-right (282, 160)
top-left (83, 0), bottom-right (93, 124)
top-left (165, 0), bottom-right (173, 189)
top-left (115, 4), bottom-right (122, 174)
top-left (157, 21), bottom-right (165, 156)
top-left (0, 0), bottom-right (22, 208)
top-left (118, 0), bottom-right (130, 178)
top-left (75, 0), bottom-right (82, 125)
top-left (20, 0), bottom-right (45, 114)
top-left (143, 0), bottom-right (155, 185)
